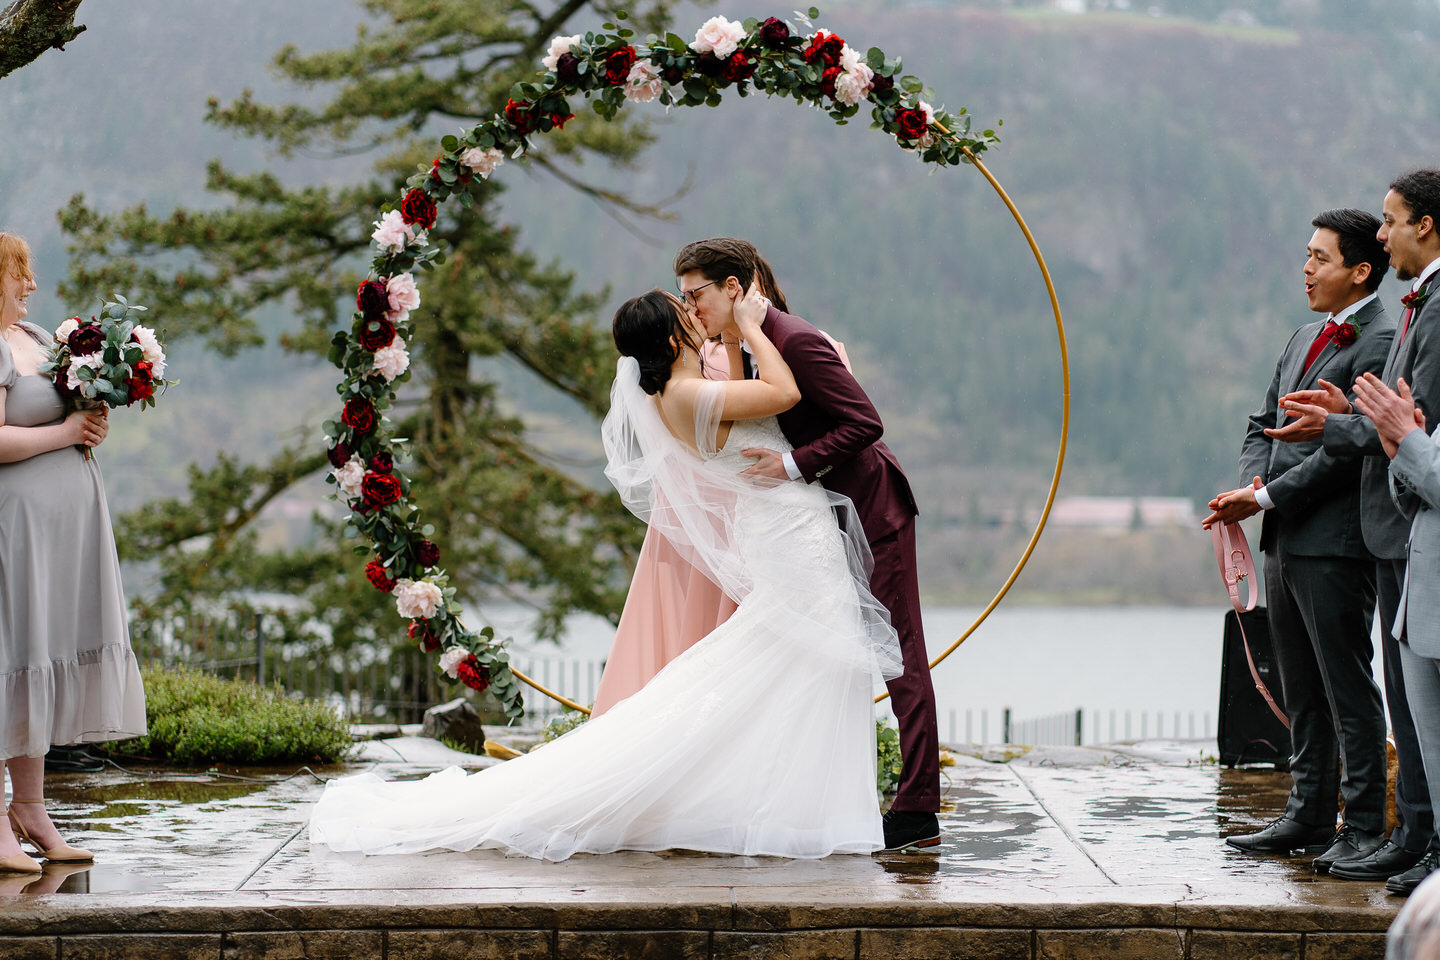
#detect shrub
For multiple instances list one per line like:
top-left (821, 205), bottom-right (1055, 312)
top-left (877, 718), bottom-right (904, 798)
top-left (108, 666), bottom-right (352, 765)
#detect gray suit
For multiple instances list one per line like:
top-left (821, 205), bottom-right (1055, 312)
top-left (1388, 423), bottom-right (1440, 857)
top-left (1324, 285), bottom-right (1440, 851)
top-left (1241, 296), bottom-right (1392, 834)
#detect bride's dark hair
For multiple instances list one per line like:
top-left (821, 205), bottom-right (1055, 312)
top-left (612, 290), bottom-right (701, 395)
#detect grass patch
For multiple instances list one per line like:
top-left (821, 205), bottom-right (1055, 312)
top-left (109, 666), bottom-right (352, 765)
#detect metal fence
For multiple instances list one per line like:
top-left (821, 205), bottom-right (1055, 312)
top-left (948, 707), bottom-right (1214, 747)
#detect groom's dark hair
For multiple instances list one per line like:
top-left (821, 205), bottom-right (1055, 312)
top-left (1312, 208), bottom-right (1387, 293)
top-left (673, 237), bottom-right (756, 291)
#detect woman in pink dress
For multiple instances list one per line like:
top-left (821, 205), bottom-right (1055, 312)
top-left (591, 250), bottom-right (849, 714)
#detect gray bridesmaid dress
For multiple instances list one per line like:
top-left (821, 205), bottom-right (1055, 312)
top-left (0, 321), bottom-right (146, 760)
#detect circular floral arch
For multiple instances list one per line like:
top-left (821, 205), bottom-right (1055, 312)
top-left (324, 10), bottom-right (1069, 720)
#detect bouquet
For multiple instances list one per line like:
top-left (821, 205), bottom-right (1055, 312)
top-left (37, 296), bottom-right (173, 456)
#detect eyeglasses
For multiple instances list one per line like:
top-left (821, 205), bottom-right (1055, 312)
top-left (677, 279), bottom-right (718, 306)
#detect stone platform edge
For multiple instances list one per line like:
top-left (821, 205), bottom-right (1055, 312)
top-left (0, 896), bottom-right (1396, 960)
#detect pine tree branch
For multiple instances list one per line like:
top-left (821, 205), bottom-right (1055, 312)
top-left (0, 0), bottom-right (85, 80)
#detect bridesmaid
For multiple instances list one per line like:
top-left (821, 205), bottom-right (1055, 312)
top-left (591, 247), bottom-right (849, 714)
top-left (0, 233), bottom-right (146, 873)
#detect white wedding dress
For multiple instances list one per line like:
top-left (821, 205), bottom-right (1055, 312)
top-left (308, 361), bottom-right (902, 860)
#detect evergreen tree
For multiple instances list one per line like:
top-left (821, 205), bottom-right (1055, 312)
top-left (59, 0), bottom-right (677, 648)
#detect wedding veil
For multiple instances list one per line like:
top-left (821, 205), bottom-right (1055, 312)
top-left (601, 356), bottom-right (904, 683)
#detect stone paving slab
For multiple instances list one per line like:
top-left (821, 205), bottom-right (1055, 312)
top-left (0, 739), bottom-right (1402, 959)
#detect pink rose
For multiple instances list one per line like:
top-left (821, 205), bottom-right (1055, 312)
top-left (690, 16), bottom-right (745, 59)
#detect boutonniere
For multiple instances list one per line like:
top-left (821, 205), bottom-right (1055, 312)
top-left (1402, 286), bottom-right (1432, 311)
top-left (1333, 320), bottom-right (1359, 347)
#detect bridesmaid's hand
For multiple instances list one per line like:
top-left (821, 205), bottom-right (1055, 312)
top-left (67, 409), bottom-right (108, 447)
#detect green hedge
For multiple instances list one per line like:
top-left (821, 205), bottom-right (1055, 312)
top-left (109, 666), bottom-right (352, 765)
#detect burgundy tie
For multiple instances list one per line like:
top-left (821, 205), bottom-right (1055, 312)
top-left (1303, 320), bottom-right (1340, 371)
top-left (1401, 306), bottom-right (1416, 344)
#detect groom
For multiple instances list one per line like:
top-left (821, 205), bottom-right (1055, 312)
top-left (674, 238), bottom-right (941, 851)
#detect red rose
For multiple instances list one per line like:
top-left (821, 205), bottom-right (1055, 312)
top-left (819, 65), bottom-right (840, 97)
top-left (356, 279), bottom-right (389, 319)
top-left (555, 51), bottom-right (582, 86)
top-left (365, 558), bottom-right (396, 593)
top-left (358, 317), bottom-right (396, 352)
top-left (547, 112), bottom-right (575, 130)
top-left (456, 655), bottom-right (491, 693)
top-left (409, 619), bottom-right (441, 653)
top-left (605, 46), bottom-right (637, 85)
top-left (361, 471), bottom-right (403, 508)
top-left (1333, 322), bottom-right (1359, 347)
top-left (869, 73), bottom-right (894, 96)
top-left (327, 441), bottom-right (352, 469)
top-left (416, 539), bottom-right (440, 568)
top-left (127, 360), bottom-right (156, 405)
top-left (68, 322), bottom-right (104, 355)
top-left (341, 398), bottom-right (376, 435)
top-left (803, 31), bottom-right (844, 67)
top-left (758, 17), bottom-right (791, 48)
top-left (505, 98), bottom-right (532, 135)
top-left (661, 64), bottom-right (684, 85)
top-left (399, 189), bottom-right (437, 230)
top-left (895, 106), bottom-right (928, 141)
top-left (722, 51), bottom-right (756, 84)
top-left (368, 451), bottom-right (393, 474)
top-left (694, 52), bottom-right (724, 77)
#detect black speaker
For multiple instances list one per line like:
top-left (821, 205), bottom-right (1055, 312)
top-left (1218, 607), bottom-right (1291, 768)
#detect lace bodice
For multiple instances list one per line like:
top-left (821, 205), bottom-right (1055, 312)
top-left (709, 416), bottom-right (791, 468)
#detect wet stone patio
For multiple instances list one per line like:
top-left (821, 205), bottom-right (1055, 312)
top-left (0, 737), bottom-right (1401, 959)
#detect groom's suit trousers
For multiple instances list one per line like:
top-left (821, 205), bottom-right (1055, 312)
top-left (871, 518), bottom-right (940, 812)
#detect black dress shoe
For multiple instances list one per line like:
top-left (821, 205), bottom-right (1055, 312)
top-left (880, 810), bottom-right (941, 852)
top-left (1225, 817), bottom-right (1333, 855)
top-left (1330, 838), bottom-right (1426, 880)
top-left (1386, 849), bottom-right (1440, 896)
top-left (43, 746), bottom-right (104, 774)
top-left (1313, 824), bottom-right (1385, 873)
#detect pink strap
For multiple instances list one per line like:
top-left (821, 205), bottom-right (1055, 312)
top-left (1211, 521), bottom-right (1289, 730)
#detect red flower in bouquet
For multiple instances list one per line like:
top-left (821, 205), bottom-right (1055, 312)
top-left (400, 189), bottom-right (437, 230)
top-left (361, 472), bottom-right (403, 508)
top-left (327, 441), bottom-right (353, 469)
top-left (505, 98), bottom-right (532, 135)
top-left (415, 539), bottom-right (440, 568)
top-left (341, 398), bottom-right (376, 435)
top-left (368, 451), bottom-right (393, 474)
top-left (555, 52), bottom-right (582, 86)
top-left (870, 74), bottom-right (894, 96)
top-left (803, 30), bottom-right (845, 67)
top-left (758, 17), bottom-right (791, 48)
top-left (819, 65), bottom-right (840, 98)
top-left (456, 654), bottom-right (491, 693)
top-left (67, 321), bottom-right (103, 355)
top-left (605, 46), bottom-right (637, 85)
top-left (365, 558), bottom-right (396, 592)
top-left (547, 112), bottom-right (575, 131)
top-left (895, 106), bottom-right (929, 141)
top-left (358, 317), bottom-right (396, 352)
top-left (409, 619), bottom-right (441, 653)
top-left (356, 279), bottom-right (389, 319)
top-left (127, 361), bottom-right (156, 406)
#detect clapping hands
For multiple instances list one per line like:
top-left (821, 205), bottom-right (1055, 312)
top-left (1352, 374), bottom-right (1426, 459)
top-left (1265, 379), bottom-right (1351, 442)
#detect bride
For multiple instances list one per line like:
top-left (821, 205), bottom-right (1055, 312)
top-left (308, 286), bottom-right (903, 860)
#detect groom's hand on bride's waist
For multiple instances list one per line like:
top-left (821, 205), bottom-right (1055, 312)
top-left (741, 447), bottom-right (790, 484)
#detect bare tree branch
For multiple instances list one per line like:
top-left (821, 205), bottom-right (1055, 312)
top-left (0, 0), bottom-right (85, 80)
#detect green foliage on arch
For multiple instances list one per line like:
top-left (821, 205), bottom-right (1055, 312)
top-left (327, 9), bottom-right (1001, 718)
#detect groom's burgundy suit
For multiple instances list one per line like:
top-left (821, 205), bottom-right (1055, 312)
top-left (759, 303), bottom-right (940, 813)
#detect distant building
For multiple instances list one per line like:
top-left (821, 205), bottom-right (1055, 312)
top-left (1047, 496), bottom-right (1197, 530)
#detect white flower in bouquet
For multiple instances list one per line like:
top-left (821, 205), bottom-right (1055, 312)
top-left (917, 100), bottom-right (937, 148)
top-left (371, 341), bottom-right (410, 383)
top-left (131, 325), bottom-right (167, 379)
top-left (385, 273), bottom-right (421, 321)
top-left (372, 210), bottom-right (416, 253)
top-left (394, 578), bottom-right (443, 619)
top-left (458, 147), bottom-right (504, 179)
top-left (542, 34), bottom-right (582, 70)
top-left (834, 46), bottom-right (875, 107)
top-left (54, 318), bottom-right (78, 343)
top-left (66, 352), bottom-right (103, 394)
top-left (438, 646), bottom-right (468, 679)
top-left (691, 16), bottom-right (745, 58)
top-left (332, 455), bottom-right (366, 498)
top-left (624, 61), bottom-right (664, 103)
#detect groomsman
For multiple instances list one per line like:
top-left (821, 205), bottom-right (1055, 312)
top-left (1206, 209), bottom-right (1392, 870)
top-left (1271, 170), bottom-right (1440, 892)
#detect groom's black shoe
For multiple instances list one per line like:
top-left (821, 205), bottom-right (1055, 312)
top-left (881, 810), bottom-right (940, 852)
top-left (1225, 817), bottom-right (1332, 855)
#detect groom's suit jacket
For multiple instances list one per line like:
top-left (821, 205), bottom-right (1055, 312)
top-left (1324, 281), bottom-right (1440, 559)
top-left (760, 303), bottom-right (917, 542)
top-left (1240, 297), bottom-right (1394, 558)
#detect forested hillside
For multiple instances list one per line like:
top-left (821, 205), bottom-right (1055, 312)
top-left (5, 0), bottom-right (1439, 604)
